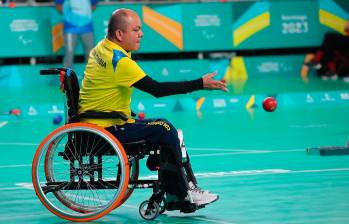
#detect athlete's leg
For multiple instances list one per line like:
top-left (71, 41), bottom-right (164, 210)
top-left (106, 119), bottom-right (218, 206)
top-left (63, 33), bottom-right (78, 68)
top-left (106, 119), bottom-right (188, 198)
top-left (80, 32), bottom-right (94, 63)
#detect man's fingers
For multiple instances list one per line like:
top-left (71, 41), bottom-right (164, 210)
top-left (205, 71), bottom-right (218, 79)
top-left (203, 71), bottom-right (229, 93)
top-left (211, 80), bottom-right (227, 91)
top-left (221, 87), bottom-right (229, 92)
top-left (211, 71), bottom-right (218, 76)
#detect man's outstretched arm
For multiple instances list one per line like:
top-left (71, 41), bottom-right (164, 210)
top-left (133, 71), bottom-right (227, 98)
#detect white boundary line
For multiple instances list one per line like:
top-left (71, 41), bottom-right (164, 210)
top-left (1, 167), bottom-right (347, 191)
top-left (0, 121), bottom-right (8, 128)
top-left (0, 142), bottom-right (305, 152)
top-left (0, 142), bottom-right (38, 146)
top-left (0, 164), bottom-right (32, 168)
top-left (0, 148), bottom-right (303, 169)
top-left (191, 149), bottom-right (304, 157)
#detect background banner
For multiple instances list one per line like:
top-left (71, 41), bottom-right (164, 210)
top-left (0, 0), bottom-right (348, 57)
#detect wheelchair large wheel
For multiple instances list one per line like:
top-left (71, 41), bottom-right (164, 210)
top-left (32, 123), bottom-right (130, 222)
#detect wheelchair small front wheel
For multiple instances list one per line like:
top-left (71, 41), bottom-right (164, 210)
top-left (139, 200), bottom-right (160, 220)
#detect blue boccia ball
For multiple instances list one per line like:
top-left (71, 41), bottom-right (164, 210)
top-left (53, 114), bottom-right (63, 125)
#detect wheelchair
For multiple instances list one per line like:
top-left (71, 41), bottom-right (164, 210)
top-left (31, 68), bottom-right (199, 222)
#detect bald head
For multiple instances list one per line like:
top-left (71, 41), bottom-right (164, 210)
top-left (106, 8), bottom-right (143, 51)
top-left (107, 8), bottom-right (137, 40)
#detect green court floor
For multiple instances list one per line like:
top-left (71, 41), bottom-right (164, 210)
top-left (1, 68), bottom-right (349, 223)
top-left (1, 104), bottom-right (349, 223)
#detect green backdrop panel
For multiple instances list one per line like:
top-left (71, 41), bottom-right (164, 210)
top-left (182, 3), bottom-right (233, 51)
top-left (0, 7), bottom-right (52, 57)
top-left (0, 0), bottom-right (348, 57)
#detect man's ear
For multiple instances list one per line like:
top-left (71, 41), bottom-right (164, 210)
top-left (115, 30), bottom-right (123, 42)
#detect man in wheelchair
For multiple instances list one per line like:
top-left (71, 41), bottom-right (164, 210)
top-left (79, 8), bottom-right (226, 212)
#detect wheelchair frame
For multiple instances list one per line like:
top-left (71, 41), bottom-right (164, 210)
top-left (31, 68), bottom-right (196, 222)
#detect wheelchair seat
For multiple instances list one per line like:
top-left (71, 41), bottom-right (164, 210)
top-left (32, 68), bottom-right (198, 222)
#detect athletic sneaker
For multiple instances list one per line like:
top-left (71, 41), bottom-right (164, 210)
top-left (188, 181), bottom-right (209, 193)
top-left (188, 187), bottom-right (219, 206)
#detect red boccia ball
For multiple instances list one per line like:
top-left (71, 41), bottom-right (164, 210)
top-left (10, 109), bottom-right (21, 116)
top-left (8, 2), bottom-right (16, 8)
top-left (262, 97), bottom-right (277, 112)
top-left (138, 112), bottom-right (145, 120)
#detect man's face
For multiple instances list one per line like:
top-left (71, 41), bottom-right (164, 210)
top-left (120, 13), bottom-right (143, 52)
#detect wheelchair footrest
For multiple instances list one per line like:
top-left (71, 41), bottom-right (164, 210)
top-left (166, 201), bottom-right (199, 213)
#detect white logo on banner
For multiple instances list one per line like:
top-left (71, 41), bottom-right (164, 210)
top-left (28, 106), bottom-right (38, 116)
top-left (179, 69), bottom-right (191, 74)
top-left (202, 30), bottom-right (215, 39)
top-left (18, 35), bottom-right (32, 45)
top-left (258, 62), bottom-right (279, 73)
top-left (194, 15), bottom-right (221, 27)
top-left (213, 99), bottom-right (226, 108)
top-left (162, 68), bottom-right (169, 76)
top-left (48, 105), bottom-right (64, 114)
top-left (229, 98), bottom-right (239, 103)
top-left (281, 15), bottom-right (309, 35)
top-left (340, 93), bottom-right (349, 100)
top-left (321, 93), bottom-right (335, 102)
top-left (10, 20), bottom-right (38, 32)
top-left (306, 94), bottom-right (314, 103)
top-left (153, 103), bottom-right (166, 108)
top-left (137, 102), bottom-right (145, 111)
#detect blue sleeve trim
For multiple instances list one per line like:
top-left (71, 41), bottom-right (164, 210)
top-left (91, 0), bottom-right (97, 6)
top-left (112, 50), bottom-right (126, 72)
top-left (55, 0), bottom-right (63, 4)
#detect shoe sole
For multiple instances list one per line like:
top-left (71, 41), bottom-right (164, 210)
top-left (195, 195), bottom-right (219, 206)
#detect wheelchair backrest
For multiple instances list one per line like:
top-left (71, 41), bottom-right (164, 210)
top-left (62, 69), bottom-right (80, 118)
top-left (40, 68), bottom-right (129, 123)
top-left (40, 68), bottom-right (80, 120)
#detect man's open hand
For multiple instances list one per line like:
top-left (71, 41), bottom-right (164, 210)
top-left (202, 71), bottom-right (228, 92)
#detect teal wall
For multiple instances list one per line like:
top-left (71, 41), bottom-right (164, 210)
top-left (0, 0), bottom-right (348, 57)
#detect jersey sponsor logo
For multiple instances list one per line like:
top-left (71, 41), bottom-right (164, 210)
top-left (146, 120), bottom-right (171, 131)
top-left (92, 50), bottom-right (106, 68)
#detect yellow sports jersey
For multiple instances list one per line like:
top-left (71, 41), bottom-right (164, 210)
top-left (79, 38), bottom-right (146, 127)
